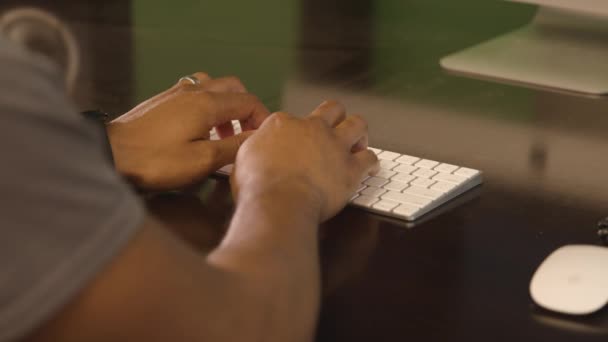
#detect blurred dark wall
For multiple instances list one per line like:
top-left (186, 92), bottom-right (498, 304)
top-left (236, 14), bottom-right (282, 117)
top-left (298, 0), bottom-right (373, 87)
top-left (0, 0), bottom-right (134, 114)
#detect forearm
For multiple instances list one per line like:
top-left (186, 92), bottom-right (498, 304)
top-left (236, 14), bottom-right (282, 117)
top-left (208, 185), bottom-right (322, 342)
top-left (26, 210), bottom-right (320, 342)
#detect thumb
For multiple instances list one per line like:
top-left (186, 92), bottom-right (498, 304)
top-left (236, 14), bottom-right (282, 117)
top-left (202, 130), bottom-right (255, 170)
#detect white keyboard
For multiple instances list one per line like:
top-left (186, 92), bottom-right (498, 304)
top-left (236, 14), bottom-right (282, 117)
top-left (211, 121), bottom-right (483, 221)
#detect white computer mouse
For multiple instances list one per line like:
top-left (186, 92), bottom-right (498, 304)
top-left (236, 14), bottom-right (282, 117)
top-left (530, 245), bottom-right (608, 315)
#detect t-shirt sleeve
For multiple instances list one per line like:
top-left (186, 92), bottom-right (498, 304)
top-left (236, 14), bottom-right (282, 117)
top-left (0, 39), bottom-right (145, 341)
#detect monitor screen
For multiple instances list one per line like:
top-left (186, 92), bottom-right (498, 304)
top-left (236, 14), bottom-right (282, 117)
top-left (509, 0), bottom-right (608, 16)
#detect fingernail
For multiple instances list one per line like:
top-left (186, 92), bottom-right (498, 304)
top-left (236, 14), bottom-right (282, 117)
top-left (320, 99), bottom-right (337, 106)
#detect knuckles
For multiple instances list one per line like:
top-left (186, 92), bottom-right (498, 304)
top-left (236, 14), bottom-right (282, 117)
top-left (268, 111), bottom-right (292, 123)
top-left (243, 92), bottom-right (262, 105)
top-left (224, 76), bottom-right (246, 90)
top-left (320, 99), bottom-right (344, 111)
top-left (193, 71), bottom-right (210, 80)
top-left (349, 114), bottom-right (369, 131)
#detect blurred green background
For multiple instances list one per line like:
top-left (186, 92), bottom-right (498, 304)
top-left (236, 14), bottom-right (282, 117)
top-left (372, 1), bottom-right (535, 121)
top-left (133, 0), bottom-right (536, 119)
top-left (132, 0), bottom-right (298, 110)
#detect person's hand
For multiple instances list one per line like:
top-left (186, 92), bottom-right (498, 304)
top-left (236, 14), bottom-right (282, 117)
top-left (232, 101), bottom-right (380, 222)
top-left (107, 73), bottom-right (270, 190)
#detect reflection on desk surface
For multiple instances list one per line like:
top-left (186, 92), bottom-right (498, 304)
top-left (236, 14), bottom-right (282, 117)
top-left (532, 306), bottom-right (608, 335)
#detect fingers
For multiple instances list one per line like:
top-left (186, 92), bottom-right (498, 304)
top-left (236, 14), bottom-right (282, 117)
top-left (195, 132), bottom-right (253, 173)
top-left (177, 73), bottom-right (247, 93)
top-left (174, 73), bottom-right (265, 134)
top-left (177, 72), bottom-right (212, 87)
top-left (308, 100), bottom-right (346, 127)
top-left (351, 134), bottom-right (369, 153)
top-left (207, 92), bottom-right (271, 129)
top-left (353, 149), bottom-right (380, 177)
top-left (200, 77), bottom-right (250, 133)
top-left (335, 115), bottom-right (368, 150)
top-left (201, 76), bottom-right (247, 93)
top-left (307, 101), bottom-right (369, 152)
top-left (215, 121), bottom-right (235, 139)
top-left (176, 73), bottom-right (246, 93)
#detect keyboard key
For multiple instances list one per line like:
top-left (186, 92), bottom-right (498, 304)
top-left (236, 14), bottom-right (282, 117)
top-left (395, 155), bottom-right (420, 165)
top-left (415, 159), bottom-right (440, 169)
top-left (375, 169), bottom-right (397, 179)
top-left (383, 180), bottom-right (409, 192)
top-left (410, 177), bottom-right (436, 188)
top-left (434, 163), bottom-right (459, 174)
top-left (218, 164), bottom-right (234, 174)
top-left (403, 186), bottom-right (445, 200)
top-left (381, 190), bottom-right (433, 207)
top-left (378, 151), bottom-right (401, 161)
top-left (362, 186), bottom-right (387, 197)
top-left (210, 128), bottom-right (219, 140)
top-left (454, 167), bottom-right (480, 179)
top-left (364, 177), bottom-right (389, 188)
top-left (356, 184), bottom-right (367, 193)
top-left (233, 122), bottom-right (242, 134)
top-left (368, 147), bottom-right (382, 155)
top-left (412, 168), bottom-right (438, 179)
top-left (350, 193), bottom-right (360, 202)
top-left (431, 181), bottom-right (458, 193)
top-left (394, 164), bottom-right (418, 174)
top-left (379, 160), bottom-right (399, 170)
top-left (393, 203), bottom-right (420, 219)
top-left (372, 199), bottom-right (399, 212)
top-left (352, 195), bottom-right (379, 208)
top-left (391, 173), bottom-right (416, 183)
top-left (433, 172), bottom-right (468, 184)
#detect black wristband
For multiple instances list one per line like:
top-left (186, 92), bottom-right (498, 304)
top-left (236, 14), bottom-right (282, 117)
top-left (81, 110), bottom-right (114, 166)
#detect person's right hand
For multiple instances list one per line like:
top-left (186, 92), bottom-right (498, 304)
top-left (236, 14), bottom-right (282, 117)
top-left (232, 101), bottom-right (380, 222)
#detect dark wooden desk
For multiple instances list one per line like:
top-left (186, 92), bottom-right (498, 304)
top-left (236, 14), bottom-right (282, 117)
top-left (8, 0), bottom-right (608, 340)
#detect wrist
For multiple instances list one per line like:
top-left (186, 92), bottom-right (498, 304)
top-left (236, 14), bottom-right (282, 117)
top-left (105, 121), bottom-right (120, 158)
top-left (105, 122), bottom-right (128, 173)
top-left (237, 178), bottom-right (323, 225)
top-left (213, 179), bottom-right (321, 267)
top-left (105, 122), bottom-right (144, 189)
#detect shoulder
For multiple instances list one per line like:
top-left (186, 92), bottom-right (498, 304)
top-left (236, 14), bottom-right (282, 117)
top-left (0, 36), bottom-right (60, 74)
top-left (0, 37), bottom-right (66, 101)
top-left (0, 36), bottom-right (82, 131)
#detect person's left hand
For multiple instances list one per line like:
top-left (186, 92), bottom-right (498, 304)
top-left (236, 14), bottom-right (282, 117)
top-left (107, 73), bottom-right (270, 191)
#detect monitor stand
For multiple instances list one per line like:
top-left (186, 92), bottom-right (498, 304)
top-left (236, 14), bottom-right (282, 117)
top-left (440, 7), bottom-right (608, 98)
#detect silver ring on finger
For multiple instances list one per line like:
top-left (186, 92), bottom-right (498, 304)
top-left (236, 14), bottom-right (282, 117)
top-left (179, 75), bottom-right (201, 85)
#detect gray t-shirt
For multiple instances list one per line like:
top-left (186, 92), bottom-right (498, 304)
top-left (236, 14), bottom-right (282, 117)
top-left (0, 38), bottom-right (144, 341)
